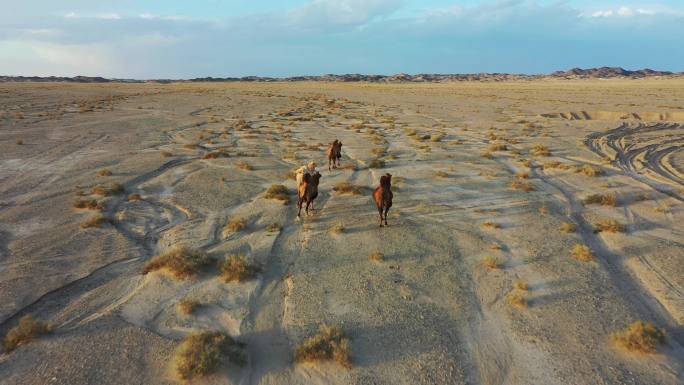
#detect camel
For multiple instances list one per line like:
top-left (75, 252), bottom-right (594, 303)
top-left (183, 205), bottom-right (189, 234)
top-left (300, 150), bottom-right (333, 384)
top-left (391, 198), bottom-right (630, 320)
top-left (297, 172), bottom-right (321, 217)
top-left (373, 173), bottom-right (393, 227)
top-left (326, 140), bottom-right (343, 171)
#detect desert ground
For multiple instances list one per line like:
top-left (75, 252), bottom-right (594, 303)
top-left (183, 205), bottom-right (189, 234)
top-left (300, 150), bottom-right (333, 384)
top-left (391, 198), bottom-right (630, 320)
top-left (0, 80), bottom-right (683, 385)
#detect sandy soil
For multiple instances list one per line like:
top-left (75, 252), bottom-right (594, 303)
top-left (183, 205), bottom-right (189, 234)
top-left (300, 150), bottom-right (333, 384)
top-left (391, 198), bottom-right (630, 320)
top-left (0, 80), bottom-right (683, 385)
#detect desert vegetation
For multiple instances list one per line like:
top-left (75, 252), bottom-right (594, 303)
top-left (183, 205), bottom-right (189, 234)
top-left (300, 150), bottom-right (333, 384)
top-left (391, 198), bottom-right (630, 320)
top-left (611, 321), bottom-right (666, 353)
top-left (142, 246), bottom-right (213, 279)
top-left (295, 325), bottom-right (351, 368)
top-left (219, 255), bottom-right (260, 283)
top-left (174, 331), bottom-right (245, 380)
top-left (3, 315), bottom-right (52, 352)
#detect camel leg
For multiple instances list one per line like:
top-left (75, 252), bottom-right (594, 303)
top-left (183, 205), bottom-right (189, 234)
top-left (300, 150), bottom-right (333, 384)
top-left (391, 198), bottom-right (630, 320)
top-left (306, 200), bottom-right (312, 216)
top-left (384, 206), bottom-right (390, 226)
top-left (297, 197), bottom-right (302, 217)
top-left (377, 206), bottom-right (384, 227)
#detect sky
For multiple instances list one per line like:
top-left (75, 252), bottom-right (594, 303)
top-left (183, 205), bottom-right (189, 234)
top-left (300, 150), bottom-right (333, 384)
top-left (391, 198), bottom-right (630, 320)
top-left (1, 0), bottom-right (683, 78)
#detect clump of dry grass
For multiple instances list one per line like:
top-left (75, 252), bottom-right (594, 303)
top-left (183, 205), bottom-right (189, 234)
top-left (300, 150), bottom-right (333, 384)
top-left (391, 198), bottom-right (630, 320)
top-left (579, 165), bottom-right (603, 177)
top-left (483, 256), bottom-right (503, 270)
top-left (225, 217), bottom-right (247, 233)
top-left (583, 193), bottom-right (618, 207)
top-left (267, 223), bottom-right (282, 232)
top-left (16, 139), bottom-right (23, 145)
top-left (73, 199), bottom-right (104, 211)
top-left (431, 134), bottom-right (444, 142)
top-left (183, 143), bottom-right (199, 150)
top-left (482, 222), bottom-right (501, 230)
top-left (531, 144), bottom-right (551, 157)
top-left (560, 223), bottom-right (576, 233)
top-left (611, 321), bottom-right (665, 353)
top-left (3, 315), bottom-right (52, 352)
top-left (594, 219), bottom-right (625, 233)
top-left (203, 151), bottom-right (228, 160)
top-left (435, 171), bottom-right (449, 178)
top-left (174, 331), bottom-right (245, 381)
top-left (333, 182), bottom-right (362, 195)
top-left (295, 325), bottom-right (351, 369)
top-left (507, 293), bottom-right (527, 309)
top-left (481, 151), bottom-right (493, 159)
top-left (330, 223), bottom-right (345, 234)
top-left (160, 151), bottom-right (173, 157)
top-left (142, 246), bottom-right (213, 280)
top-left (98, 169), bottom-right (112, 176)
top-left (516, 172), bottom-right (529, 179)
top-left (92, 182), bottom-right (125, 196)
top-left (220, 255), bottom-right (260, 283)
top-left (368, 251), bottom-right (384, 262)
top-left (235, 160), bottom-right (253, 171)
top-left (264, 185), bottom-right (289, 204)
top-left (488, 143), bottom-right (508, 151)
top-left (515, 281), bottom-right (529, 291)
top-left (368, 159), bottom-right (385, 169)
top-left (127, 193), bottom-right (142, 201)
top-left (80, 214), bottom-right (113, 229)
top-left (510, 180), bottom-right (535, 192)
top-left (178, 299), bottom-right (200, 316)
top-left (572, 244), bottom-right (595, 262)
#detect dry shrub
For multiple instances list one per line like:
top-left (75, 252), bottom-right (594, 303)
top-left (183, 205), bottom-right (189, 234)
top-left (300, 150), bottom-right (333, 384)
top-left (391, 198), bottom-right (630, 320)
top-left (267, 223), bottom-right (282, 233)
top-left (73, 199), bottom-right (104, 211)
top-left (489, 143), bottom-right (508, 151)
top-left (481, 151), bottom-right (493, 159)
top-left (579, 165), bottom-right (603, 177)
top-left (3, 315), bottom-right (52, 352)
top-left (183, 143), bottom-right (199, 150)
top-left (435, 171), bottom-right (449, 178)
top-left (510, 180), bottom-right (535, 192)
top-left (92, 182), bottom-right (124, 196)
top-left (431, 134), bottom-right (444, 142)
top-left (515, 281), bottom-right (529, 291)
top-left (225, 217), bottom-right (247, 233)
top-left (16, 139), bottom-right (23, 145)
top-left (174, 331), bottom-right (246, 381)
top-left (333, 182), bottom-right (362, 195)
top-left (531, 144), bottom-right (551, 157)
top-left (368, 251), bottom-right (384, 262)
top-left (236, 160), bottom-right (253, 171)
top-left (482, 222), bottom-right (501, 230)
top-left (264, 185), bottom-right (289, 204)
top-left (142, 246), bottom-right (213, 280)
top-left (517, 172), bottom-right (529, 179)
top-left (295, 325), bottom-right (351, 368)
top-left (220, 255), bottom-right (260, 283)
top-left (368, 159), bottom-right (385, 169)
top-left (203, 151), bottom-right (228, 160)
top-left (507, 293), bottom-right (527, 309)
top-left (371, 148), bottom-right (387, 156)
top-left (560, 223), bottom-right (576, 233)
top-left (594, 219), bottom-right (625, 233)
top-left (178, 299), bottom-right (200, 316)
top-left (583, 193), bottom-right (617, 207)
top-left (483, 256), bottom-right (503, 270)
top-left (80, 214), bottom-right (113, 229)
top-left (572, 244), bottom-right (595, 262)
top-left (612, 321), bottom-right (665, 353)
top-left (161, 151), bottom-right (173, 157)
top-left (127, 193), bottom-right (142, 201)
top-left (98, 169), bottom-right (112, 176)
top-left (330, 223), bottom-right (345, 234)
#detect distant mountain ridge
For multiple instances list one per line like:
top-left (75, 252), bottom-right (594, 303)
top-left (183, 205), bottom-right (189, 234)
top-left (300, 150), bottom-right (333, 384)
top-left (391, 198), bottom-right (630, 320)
top-left (1, 67), bottom-right (681, 83)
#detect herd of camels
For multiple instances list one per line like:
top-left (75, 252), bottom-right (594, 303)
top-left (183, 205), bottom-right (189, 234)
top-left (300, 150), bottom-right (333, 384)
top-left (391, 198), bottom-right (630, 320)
top-left (297, 139), bottom-right (393, 227)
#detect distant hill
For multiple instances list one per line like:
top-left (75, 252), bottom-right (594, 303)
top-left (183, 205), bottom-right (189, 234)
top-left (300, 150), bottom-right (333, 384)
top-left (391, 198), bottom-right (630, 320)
top-left (1, 68), bottom-right (681, 83)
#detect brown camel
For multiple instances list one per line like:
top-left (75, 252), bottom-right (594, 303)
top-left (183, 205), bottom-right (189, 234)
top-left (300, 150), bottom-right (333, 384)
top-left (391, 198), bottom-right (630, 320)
top-left (373, 173), bottom-right (393, 227)
top-left (297, 172), bottom-right (321, 217)
top-left (326, 140), bottom-right (343, 171)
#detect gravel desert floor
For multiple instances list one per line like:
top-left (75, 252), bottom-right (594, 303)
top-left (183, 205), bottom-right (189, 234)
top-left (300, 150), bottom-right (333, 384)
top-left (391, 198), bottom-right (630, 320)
top-left (0, 80), bottom-right (683, 385)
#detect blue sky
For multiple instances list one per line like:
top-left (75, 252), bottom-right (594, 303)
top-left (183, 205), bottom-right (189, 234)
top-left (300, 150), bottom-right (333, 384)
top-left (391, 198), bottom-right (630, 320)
top-left (1, 0), bottom-right (683, 78)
